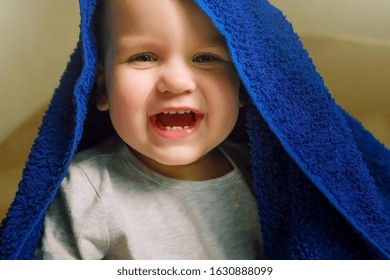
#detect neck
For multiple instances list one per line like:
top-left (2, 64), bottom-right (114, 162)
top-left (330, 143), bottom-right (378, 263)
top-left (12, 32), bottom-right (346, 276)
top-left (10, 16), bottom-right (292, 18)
top-left (130, 147), bottom-right (233, 181)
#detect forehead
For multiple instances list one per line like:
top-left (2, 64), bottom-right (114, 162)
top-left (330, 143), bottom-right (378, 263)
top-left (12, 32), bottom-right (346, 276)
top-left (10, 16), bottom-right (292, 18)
top-left (104, 0), bottom-right (225, 45)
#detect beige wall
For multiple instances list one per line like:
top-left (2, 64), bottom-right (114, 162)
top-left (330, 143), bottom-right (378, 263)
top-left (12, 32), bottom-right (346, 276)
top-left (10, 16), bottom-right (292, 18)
top-left (0, 0), bottom-right (79, 218)
top-left (1, 1), bottom-right (389, 219)
top-left (0, 0), bottom-right (79, 144)
top-left (270, 0), bottom-right (390, 44)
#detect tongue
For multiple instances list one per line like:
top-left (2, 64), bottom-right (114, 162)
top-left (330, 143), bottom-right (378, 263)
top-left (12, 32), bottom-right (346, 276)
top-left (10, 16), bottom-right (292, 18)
top-left (157, 112), bottom-right (194, 127)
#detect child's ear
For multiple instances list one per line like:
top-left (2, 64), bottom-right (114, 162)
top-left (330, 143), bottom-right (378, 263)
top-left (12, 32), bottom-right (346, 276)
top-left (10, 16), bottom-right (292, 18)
top-left (96, 63), bottom-right (109, 111)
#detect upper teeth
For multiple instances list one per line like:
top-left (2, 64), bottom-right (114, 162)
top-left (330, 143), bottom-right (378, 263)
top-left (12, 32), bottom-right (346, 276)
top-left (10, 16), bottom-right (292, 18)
top-left (163, 110), bottom-right (191, 114)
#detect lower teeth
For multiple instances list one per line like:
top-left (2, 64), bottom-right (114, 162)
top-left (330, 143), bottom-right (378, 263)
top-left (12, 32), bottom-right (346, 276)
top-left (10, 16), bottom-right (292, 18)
top-left (165, 126), bottom-right (190, 131)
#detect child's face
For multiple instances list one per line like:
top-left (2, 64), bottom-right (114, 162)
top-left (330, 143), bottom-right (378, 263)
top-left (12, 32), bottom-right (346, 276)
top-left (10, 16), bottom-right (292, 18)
top-left (97, 0), bottom-right (241, 167)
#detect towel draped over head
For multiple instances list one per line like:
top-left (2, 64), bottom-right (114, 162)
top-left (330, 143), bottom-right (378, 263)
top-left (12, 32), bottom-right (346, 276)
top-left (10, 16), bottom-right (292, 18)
top-left (1, 0), bottom-right (390, 259)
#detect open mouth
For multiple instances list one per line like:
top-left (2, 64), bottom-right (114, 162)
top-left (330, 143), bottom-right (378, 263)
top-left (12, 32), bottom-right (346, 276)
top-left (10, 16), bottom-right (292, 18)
top-left (150, 109), bottom-right (203, 131)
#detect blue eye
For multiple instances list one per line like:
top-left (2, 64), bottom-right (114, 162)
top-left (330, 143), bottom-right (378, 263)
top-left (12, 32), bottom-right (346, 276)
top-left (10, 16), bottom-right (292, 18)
top-left (193, 54), bottom-right (219, 63)
top-left (132, 54), bottom-right (156, 62)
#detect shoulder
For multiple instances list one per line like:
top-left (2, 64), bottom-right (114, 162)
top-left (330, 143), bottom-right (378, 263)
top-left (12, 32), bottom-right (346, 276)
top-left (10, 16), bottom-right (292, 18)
top-left (61, 136), bottom-right (126, 194)
top-left (71, 136), bottom-right (122, 167)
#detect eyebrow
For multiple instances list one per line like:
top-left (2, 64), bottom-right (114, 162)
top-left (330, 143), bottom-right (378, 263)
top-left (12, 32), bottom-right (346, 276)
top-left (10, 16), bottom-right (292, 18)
top-left (114, 33), bottom-right (228, 53)
top-left (115, 36), bottom-right (162, 50)
top-left (204, 33), bottom-right (227, 46)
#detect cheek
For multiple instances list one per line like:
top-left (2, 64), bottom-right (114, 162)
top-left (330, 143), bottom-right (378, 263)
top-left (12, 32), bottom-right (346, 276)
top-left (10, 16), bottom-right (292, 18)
top-left (108, 70), bottom-right (150, 110)
top-left (203, 69), bottom-right (241, 136)
top-left (106, 75), bottom-right (150, 133)
top-left (210, 68), bottom-right (241, 109)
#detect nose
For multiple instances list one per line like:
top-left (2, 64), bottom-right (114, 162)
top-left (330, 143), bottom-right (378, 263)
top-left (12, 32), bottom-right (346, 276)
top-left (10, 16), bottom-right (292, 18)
top-left (156, 58), bottom-right (196, 95)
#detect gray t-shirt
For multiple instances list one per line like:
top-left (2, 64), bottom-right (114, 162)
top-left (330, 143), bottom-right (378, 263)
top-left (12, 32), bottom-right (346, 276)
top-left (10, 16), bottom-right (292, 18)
top-left (34, 136), bottom-right (263, 259)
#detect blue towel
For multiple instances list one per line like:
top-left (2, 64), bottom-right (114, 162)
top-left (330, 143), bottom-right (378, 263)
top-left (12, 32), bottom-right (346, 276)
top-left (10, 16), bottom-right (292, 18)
top-left (1, 0), bottom-right (389, 259)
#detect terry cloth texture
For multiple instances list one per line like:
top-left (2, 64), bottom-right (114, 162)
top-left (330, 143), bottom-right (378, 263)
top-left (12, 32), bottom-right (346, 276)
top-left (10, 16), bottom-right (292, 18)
top-left (1, 0), bottom-right (390, 259)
